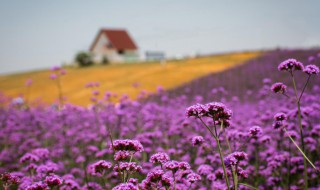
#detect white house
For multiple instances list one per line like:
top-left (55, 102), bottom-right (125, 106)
top-left (89, 29), bottom-right (139, 63)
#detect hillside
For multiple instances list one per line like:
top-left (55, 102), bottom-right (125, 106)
top-left (165, 49), bottom-right (320, 102)
top-left (0, 51), bottom-right (260, 105)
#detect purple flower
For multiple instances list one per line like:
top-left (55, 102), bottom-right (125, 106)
top-left (89, 160), bottom-right (112, 175)
top-left (186, 104), bottom-right (208, 118)
top-left (114, 151), bottom-right (131, 161)
top-left (26, 181), bottom-right (48, 190)
top-left (161, 174), bottom-right (173, 187)
top-left (150, 152), bottom-right (170, 164)
top-left (278, 58), bottom-right (304, 72)
top-left (0, 173), bottom-right (20, 185)
top-left (303, 64), bottom-right (319, 75)
top-left (146, 169), bottom-right (164, 182)
top-left (164, 160), bottom-right (180, 173)
top-left (112, 139), bottom-right (144, 152)
top-left (45, 174), bottom-right (63, 188)
top-left (113, 162), bottom-right (142, 173)
top-left (205, 102), bottom-right (232, 121)
top-left (20, 153), bottom-right (40, 164)
top-left (274, 112), bottom-right (287, 121)
top-left (225, 152), bottom-right (248, 167)
top-left (237, 167), bottom-right (249, 178)
top-left (186, 173), bottom-right (201, 183)
top-left (112, 183), bottom-right (138, 190)
top-left (191, 136), bottom-right (204, 146)
top-left (178, 161), bottom-right (191, 170)
top-left (248, 126), bottom-right (263, 138)
top-left (271, 82), bottom-right (287, 94)
top-left (197, 164), bottom-right (213, 176)
top-left (32, 148), bottom-right (50, 160)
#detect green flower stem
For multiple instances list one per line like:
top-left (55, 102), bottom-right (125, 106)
top-left (291, 72), bottom-right (308, 189)
top-left (199, 117), bottom-right (230, 190)
top-left (232, 166), bottom-right (238, 190)
top-left (283, 128), bottom-right (317, 170)
top-left (298, 75), bottom-right (311, 102)
top-left (239, 183), bottom-right (259, 190)
top-left (56, 76), bottom-right (63, 109)
top-left (226, 132), bottom-right (237, 190)
top-left (215, 137), bottom-right (231, 190)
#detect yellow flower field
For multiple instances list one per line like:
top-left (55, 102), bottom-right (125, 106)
top-left (0, 51), bottom-right (261, 105)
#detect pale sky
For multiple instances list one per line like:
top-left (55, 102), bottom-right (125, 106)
top-left (0, 0), bottom-right (319, 74)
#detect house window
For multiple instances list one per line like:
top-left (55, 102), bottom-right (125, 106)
top-left (118, 50), bottom-right (124, 54)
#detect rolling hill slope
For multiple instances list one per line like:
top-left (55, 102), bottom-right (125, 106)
top-left (0, 52), bottom-right (260, 105)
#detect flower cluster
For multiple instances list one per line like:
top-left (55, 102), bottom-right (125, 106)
top-left (112, 183), bottom-right (138, 190)
top-left (0, 173), bottom-right (20, 187)
top-left (271, 82), bottom-right (287, 94)
top-left (224, 151), bottom-right (248, 167)
top-left (186, 102), bottom-right (232, 127)
top-left (191, 136), bottom-right (204, 146)
top-left (113, 162), bottom-right (142, 173)
top-left (248, 126), bottom-right (263, 138)
top-left (45, 174), bottom-right (63, 188)
top-left (303, 64), bottom-right (319, 75)
top-left (278, 58), bottom-right (304, 72)
top-left (149, 152), bottom-right (170, 164)
top-left (273, 112), bottom-right (288, 129)
top-left (88, 160), bottom-right (112, 176)
top-left (112, 139), bottom-right (144, 152)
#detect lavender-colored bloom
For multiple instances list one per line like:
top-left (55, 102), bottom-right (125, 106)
top-left (82, 182), bottom-right (103, 190)
top-left (112, 139), bottom-right (144, 152)
top-left (0, 173), bottom-right (21, 185)
top-left (178, 161), bottom-right (191, 170)
top-left (50, 73), bottom-right (57, 80)
top-left (113, 162), bottom-right (142, 173)
top-left (186, 173), bottom-right (201, 183)
top-left (191, 136), bottom-right (204, 146)
top-left (20, 153), bottom-right (40, 164)
top-left (146, 169), bottom-right (164, 182)
top-left (32, 148), bottom-right (50, 160)
top-left (197, 164), bottom-right (213, 176)
top-left (26, 181), bottom-right (48, 190)
top-left (114, 151), bottom-right (131, 161)
top-left (45, 174), bottom-right (63, 188)
top-left (278, 58), bottom-right (304, 71)
top-left (164, 160), bottom-right (180, 173)
top-left (237, 167), bottom-right (249, 178)
top-left (112, 183), bottom-right (138, 190)
top-left (186, 104), bottom-right (208, 118)
top-left (62, 179), bottom-right (81, 190)
top-left (51, 66), bottom-right (61, 71)
top-left (304, 64), bottom-right (319, 75)
top-left (271, 82), bottom-right (287, 94)
top-left (225, 152), bottom-right (248, 167)
top-left (89, 160), bottom-right (112, 175)
top-left (150, 152), bottom-right (170, 164)
top-left (248, 126), bottom-right (263, 138)
top-left (161, 174), bottom-right (173, 187)
top-left (205, 102), bottom-right (232, 121)
top-left (128, 178), bottom-right (138, 185)
top-left (274, 112), bottom-right (287, 121)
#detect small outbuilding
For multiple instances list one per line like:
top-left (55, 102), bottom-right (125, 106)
top-left (90, 29), bottom-right (139, 63)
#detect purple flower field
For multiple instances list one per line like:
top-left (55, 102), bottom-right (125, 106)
top-left (0, 49), bottom-right (319, 190)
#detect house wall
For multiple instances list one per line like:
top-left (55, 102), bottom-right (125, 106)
top-left (91, 33), bottom-right (139, 63)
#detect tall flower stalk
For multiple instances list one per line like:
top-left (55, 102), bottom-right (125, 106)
top-left (187, 102), bottom-right (233, 189)
top-left (275, 59), bottom-right (320, 189)
top-left (50, 66), bottom-right (66, 109)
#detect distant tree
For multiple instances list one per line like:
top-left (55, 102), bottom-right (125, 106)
top-left (75, 52), bottom-right (93, 67)
top-left (102, 56), bottom-right (109, 65)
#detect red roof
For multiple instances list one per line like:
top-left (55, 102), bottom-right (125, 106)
top-left (90, 29), bottom-right (138, 51)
